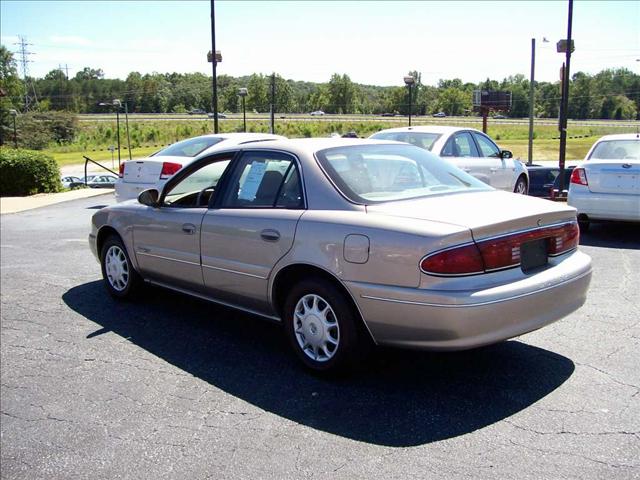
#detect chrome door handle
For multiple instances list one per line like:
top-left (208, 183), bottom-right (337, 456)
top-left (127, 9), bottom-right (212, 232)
top-left (260, 229), bottom-right (280, 242)
top-left (182, 223), bottom-right (196, 235)
top-left (490, 167), bottom-right (499, 172)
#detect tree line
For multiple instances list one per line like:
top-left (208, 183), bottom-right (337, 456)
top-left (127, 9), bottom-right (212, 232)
top-left (2, 45), bottom-right (639, 122)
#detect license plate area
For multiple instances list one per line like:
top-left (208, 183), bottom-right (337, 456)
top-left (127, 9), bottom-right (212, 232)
top-left (520, 238), bottom-right (548, 273)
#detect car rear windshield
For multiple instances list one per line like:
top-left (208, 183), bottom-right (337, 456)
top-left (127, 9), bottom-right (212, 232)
top-left (588, 140), bottom-right (640, 160)
top-left (369, 131), bottom-right (441, 151)
top-left (316, 144), bottom-right (490, 204)
top-left (154, 136), bottom-right (224, 157)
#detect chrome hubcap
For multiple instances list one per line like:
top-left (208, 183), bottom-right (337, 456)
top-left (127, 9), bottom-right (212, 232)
top-left (105, 245), bottom-right (129, 291)
top-left (293, 294), bottom-right (340, 362)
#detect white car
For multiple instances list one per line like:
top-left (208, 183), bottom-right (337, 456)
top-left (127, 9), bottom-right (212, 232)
top-left (310, 110), bottom-right (325, 116)
top-left (370, 126), bottom-right (529, 194)
top-left (114, 133), bottom-right (286, 202)
top-left (568, 133), bottom-right (640, 231)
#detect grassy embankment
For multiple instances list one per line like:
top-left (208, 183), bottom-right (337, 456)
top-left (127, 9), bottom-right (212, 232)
top-left (45, 118), bottom-right (637, 167)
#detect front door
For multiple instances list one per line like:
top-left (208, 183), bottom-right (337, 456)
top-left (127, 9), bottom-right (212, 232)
top-left (200, 150), bottom-right (305, 314)
top-left (133, 155), bottom-right (233, 292)
top-left (441, 131), bottom-right (495, 187)
top-left (472, 131), bottom-right (513, 191)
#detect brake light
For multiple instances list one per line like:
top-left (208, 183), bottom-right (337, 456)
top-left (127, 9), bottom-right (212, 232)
top-left (118, 163), bottom-right (125, 178)
top-left (570, 168), bottom-right (588, 186)
top-left (420, 222), bottom-right (579, 276)
top-left (160, 162), bottom-right (182, 179)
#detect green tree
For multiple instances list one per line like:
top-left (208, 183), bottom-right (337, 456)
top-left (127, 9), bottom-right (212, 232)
top-left (0, 45), bottom-right (25, 145)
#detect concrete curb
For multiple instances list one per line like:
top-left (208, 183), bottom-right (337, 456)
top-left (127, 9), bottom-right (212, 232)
top-left (1, 188), bottom-right (113, 215)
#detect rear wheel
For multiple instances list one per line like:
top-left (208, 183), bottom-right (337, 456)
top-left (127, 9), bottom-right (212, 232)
top-left (283, 278), bottom-right (361, 373)
top-left (514, 175), bottom-right (528, 195)
top-left (100, 235), bottom-right (141, 298)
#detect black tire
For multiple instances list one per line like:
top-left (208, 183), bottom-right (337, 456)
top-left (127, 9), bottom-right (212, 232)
top-left (100, 234), bottom-right (142, 299)
top-left (283, 277), bottom-right (362, 374)
top-left (578, 218), bottom-right (590, 233)
top-left (514, 175), bottom-right (528, 195)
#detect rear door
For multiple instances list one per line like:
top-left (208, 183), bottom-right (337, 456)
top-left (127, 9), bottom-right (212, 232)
top-left (200, 150), bottom-right (305, 314)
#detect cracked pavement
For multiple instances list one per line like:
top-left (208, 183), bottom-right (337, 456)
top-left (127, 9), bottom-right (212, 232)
top-left (1, 195), bottom-right (639, 479)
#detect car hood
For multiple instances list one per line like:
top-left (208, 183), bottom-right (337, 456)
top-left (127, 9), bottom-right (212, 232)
top-left (366, 190), bottom-right (576, 240)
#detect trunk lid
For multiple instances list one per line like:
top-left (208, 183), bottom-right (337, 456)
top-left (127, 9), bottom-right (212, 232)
top-left (122, 155), bottom-right (187, 184)
top-left (582, 159), bottom-right (640, 195)
top-left (366, 190), bottom-right (576, 240)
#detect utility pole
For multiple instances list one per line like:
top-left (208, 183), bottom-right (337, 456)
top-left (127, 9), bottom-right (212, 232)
top-left (558, 0), bottom-right (574, 194)
top-left (14, 36), bottom-right (38, 111)
top-left (270, 73), bottom-right (276, 134)
top-left (527, 38), bottom-right (536, 166)
top-left (210, 0), bottom-right (219, 133)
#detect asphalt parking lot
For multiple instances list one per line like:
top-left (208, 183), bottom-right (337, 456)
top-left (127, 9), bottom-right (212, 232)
top-left (1, 194), bottom-right (638, 479)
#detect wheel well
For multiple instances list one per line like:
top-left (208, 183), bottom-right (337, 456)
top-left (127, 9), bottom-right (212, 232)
top-left (516, 174), bottom-right (528, 192)
top-left (271, 264), bottom-right (375, 344)
top-left (96, 226), bottom-right (121, 257)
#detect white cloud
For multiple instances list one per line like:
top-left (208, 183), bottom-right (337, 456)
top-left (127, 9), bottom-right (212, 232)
top-left (49, 35), bottom-right (93, 47)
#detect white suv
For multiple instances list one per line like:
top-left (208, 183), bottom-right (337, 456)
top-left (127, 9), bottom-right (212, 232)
top-left (114, 133), bottom-right (286, 202)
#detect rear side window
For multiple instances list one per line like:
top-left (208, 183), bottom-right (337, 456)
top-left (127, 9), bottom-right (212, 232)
top-left (222, 151), bottom-right (303, 208)
top-left (155, 137), bottom-right (224, 157)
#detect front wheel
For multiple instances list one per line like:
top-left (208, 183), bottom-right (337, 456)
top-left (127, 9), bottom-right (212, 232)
top-left (100, 235), bottom-right (141, 298)
top-left (514, 175), bottom-right (528, 195)
top-left (283, 278), bottom-right (361, 373)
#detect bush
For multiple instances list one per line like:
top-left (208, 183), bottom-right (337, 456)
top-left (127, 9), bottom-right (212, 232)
top-left (0, 148), bottom-right (62, 196)
top-left (15, 112), bottom-right (78, 150)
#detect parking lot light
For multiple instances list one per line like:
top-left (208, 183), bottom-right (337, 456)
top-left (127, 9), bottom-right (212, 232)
top-left (238, 88), bottom-right (248, 132)
top-left (404, 76), bottom-right (415, 127)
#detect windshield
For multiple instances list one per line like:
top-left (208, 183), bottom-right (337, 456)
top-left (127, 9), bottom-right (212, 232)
top-left (316, 144), bottom-right (490, 204)
top-left (370, 131), bottom-right (441, 151)
top-left (154, 136), bottom-right (224, 157)
top-left (588, 139), bottom-right (639, 160)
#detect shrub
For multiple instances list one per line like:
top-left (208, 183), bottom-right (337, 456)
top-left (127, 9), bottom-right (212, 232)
top-left (0, 148), bottom-right (62, 196)
top-left (14, 111), bottom-right (78, 150)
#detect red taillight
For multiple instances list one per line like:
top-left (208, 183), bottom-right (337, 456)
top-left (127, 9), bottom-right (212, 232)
top-left (118, 163), bottom-right (125, 178)
top-left (160, 162), bottom-right (182, 179)
top-left (420, 243), bottom-right (484, 276)
top-left (420, 222), bottom-right (579, 276)
top-left (570, 167), bottom-right (588, 186)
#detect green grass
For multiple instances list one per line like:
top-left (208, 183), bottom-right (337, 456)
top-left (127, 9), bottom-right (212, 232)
top-left (45, 118), bottom-right (638, 167)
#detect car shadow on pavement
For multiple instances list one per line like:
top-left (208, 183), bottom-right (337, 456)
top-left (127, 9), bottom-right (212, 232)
top-left (63, 281), bottom-right (575, 448)
top-left (579, 222), bottom-right (640, 250)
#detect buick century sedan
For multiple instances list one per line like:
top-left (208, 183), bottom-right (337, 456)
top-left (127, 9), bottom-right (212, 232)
top-left (90, 138), bottom-right (592, 372)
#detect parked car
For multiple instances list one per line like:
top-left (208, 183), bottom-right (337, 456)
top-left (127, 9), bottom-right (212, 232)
top-left (310, 110), bottom-right (325, 116)
top-left (61, 176), bottom-right (81, 188)
top-left (114, 133), bottom-right (286, 202)
top-left (568, 133), bottom-right (640, 231)
top-left (189, 108), bottom-right (206, 115)
top-left (528, 165), bottom-right (575, 199)
top-left (87, 175), bottom-right (118, 188)
top-left (432, 112), bottom-right (446, 118)
top-left (369, 126), bottom-right (529, 193)
top-left (90, 138), bottom-right (592, 373)
top-left (69, 175), bottom-right (97, 188)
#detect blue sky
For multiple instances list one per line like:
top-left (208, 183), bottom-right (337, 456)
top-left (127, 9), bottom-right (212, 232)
top-left (2, 1), bottom-right (638, 86)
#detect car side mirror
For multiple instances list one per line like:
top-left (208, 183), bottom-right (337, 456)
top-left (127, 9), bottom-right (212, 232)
top-left (501, 150), bottom-right (513, 159)
top-left (138, 188), bottom-right (159, 207)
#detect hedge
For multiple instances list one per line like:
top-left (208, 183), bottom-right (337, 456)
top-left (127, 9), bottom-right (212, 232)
top-left (0, 148), bottom-right (62, 196)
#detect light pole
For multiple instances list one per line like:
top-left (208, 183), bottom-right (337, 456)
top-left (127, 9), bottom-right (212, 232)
top-left (404, 76), bottom-right (415, 126)
top-left (9, 109), bottom-right (17, 148)
top-left (528, 37), bottom-right (549, 166)
top-left (113, 99), bottom-right (132, 160)
top-left (238, 87), bottom-right (248, 132)
top-left (557, 0), bottom-right (574, 195)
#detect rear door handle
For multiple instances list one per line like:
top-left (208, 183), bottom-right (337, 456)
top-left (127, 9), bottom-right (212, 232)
top-left (182, 223), bottom-right (196, 235)
top-left (260, 229), bottom-right (280, 242)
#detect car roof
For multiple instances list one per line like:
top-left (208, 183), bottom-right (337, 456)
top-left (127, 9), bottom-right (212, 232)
top-left (192, 132), bottom-right (287, 142)
top-left (371, 125), bottom-right (481, 135)
top-left (592, 133), bottom-right (640, 142)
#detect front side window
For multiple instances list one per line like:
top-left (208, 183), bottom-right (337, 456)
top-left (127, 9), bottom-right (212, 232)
top-left (370, 132), bottom-right (441, 151)
top-left (316, 144), bottom-right (490, 204)
top-left (154, 136), bottom-right (224, 157)
top-left (473, 132), bottom-right (501, 158)
top-left (588, 140), bottom-right (640, 160)
top-left (163, 158), bottom-right (232, 207)
top-left (222, 151), bottom-right (303, 208)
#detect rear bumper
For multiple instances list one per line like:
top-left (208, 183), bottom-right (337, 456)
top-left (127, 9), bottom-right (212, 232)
top-left (346, 250), bottom-right (592, 350)
top-left (568, 187), bottom-right (640, 222)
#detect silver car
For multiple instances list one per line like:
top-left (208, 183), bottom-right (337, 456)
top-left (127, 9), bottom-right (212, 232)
top-left (370, 126), bottom-right (529, 194)
top-left (90, 138), bottom-right (592, 372)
